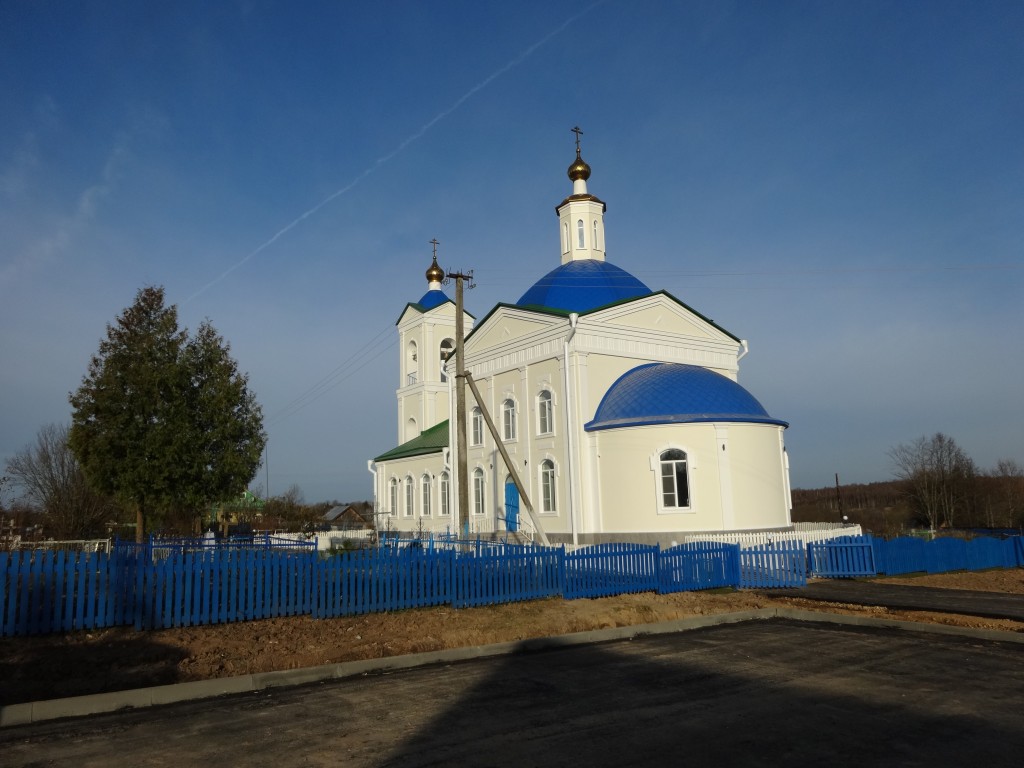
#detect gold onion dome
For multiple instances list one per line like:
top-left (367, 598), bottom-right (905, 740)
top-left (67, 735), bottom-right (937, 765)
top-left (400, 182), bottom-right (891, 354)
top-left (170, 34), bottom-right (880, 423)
top-left (425, 255), bottom-right (445, 283)
top-left (567, 149), bottom-right (591, 181)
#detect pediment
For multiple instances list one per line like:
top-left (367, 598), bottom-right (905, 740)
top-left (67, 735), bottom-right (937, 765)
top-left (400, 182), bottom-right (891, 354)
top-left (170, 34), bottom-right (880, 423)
top-left (397, 300), bottom-right (467, 328)
top-left (467, 309), bottom-right (562, 354)
top-left (590, 293), bottom-right (737, 343)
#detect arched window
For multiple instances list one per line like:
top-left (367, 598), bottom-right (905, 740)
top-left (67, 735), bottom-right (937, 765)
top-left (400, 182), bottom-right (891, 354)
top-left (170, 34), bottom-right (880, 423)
top-left (537, 390), bottom-right (553, 435)
top-left (421, 474), bottom-right (432, 517)
top-left (660, 449), bottom-right (690, 508)
top-left (471, 407), bottom-right (484, 446)
top-left (563, 222), bottom-right (569, 253)
top-left (472, 468), bottom-right (485, 516)
top-left (388, 478), bottom-right (398, 516)
top-left (406, 417), bottom-right (418, 442)
top-left (439, 338), bottom-right (454, 383)
top-left (577, 219), bottom-right (585, 249)
top-left (502, 399), bottom-right (517, 441)
top-left (593, 220), bottom-right (598, 250)
top-left (406, 340), bottom-right (418, 385)
top-left (540, 459), bottom-right (556, 513)
top-left (439, 471), bottom-right (451, 517)
top-left (404, 476), bottom-right (415, 517)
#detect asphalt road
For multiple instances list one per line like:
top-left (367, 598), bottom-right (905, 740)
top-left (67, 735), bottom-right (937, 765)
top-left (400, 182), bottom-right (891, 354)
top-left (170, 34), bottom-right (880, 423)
top-left (2, 618), bottom-right (1022, 767)
top-left (773, 580), bottom-right (1024, 621)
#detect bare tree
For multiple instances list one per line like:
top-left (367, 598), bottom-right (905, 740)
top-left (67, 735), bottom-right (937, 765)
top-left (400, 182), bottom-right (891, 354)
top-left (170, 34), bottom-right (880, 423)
top-left (993, 459), bottom-right (1024, 527)
top-left (6, 423), bottom-right (118, 539)
top-left (888, 433), bottom-right (975, 530)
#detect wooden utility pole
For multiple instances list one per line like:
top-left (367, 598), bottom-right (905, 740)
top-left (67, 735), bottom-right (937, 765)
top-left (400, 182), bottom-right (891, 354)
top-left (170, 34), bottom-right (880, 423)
top-left (835, 473), bottom-right (845, 523)
top-left (464, 372), bottom-right (550, 546)
top-left (445, 258), bottom-right (474, 537)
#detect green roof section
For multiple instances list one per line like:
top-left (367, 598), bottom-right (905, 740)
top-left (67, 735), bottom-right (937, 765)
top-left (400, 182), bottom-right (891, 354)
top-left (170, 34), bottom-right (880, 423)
top-left (373, 419), bottom-right (449, 462)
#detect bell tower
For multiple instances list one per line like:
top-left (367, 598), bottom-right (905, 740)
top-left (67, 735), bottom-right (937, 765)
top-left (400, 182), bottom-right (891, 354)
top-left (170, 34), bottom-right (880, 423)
top-left (394, 243), bottom-right (472, 444)
top-left (557, 126), bottom-right (607, 264)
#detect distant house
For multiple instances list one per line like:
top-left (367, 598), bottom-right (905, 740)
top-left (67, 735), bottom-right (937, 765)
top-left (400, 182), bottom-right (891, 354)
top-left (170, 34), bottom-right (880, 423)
top-left (209, 490), bottom-right (266, 534)
top-left (324, 504), bottom-right (374, 531)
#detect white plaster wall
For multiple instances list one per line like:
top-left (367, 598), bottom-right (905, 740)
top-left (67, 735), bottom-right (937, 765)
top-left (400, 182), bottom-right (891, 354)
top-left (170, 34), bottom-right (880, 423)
top-left (724, 424), bottom-right (792, 530)
top-left (590, 422), bottom-right (789, 534)
top-left (594, 424), bottom-right (724, 533)
top-left (376, 452), bottom-right (454, 534)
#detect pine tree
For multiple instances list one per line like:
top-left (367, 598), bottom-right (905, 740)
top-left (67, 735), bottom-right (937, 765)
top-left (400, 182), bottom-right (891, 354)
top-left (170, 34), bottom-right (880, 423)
top-left (69, 286), bottom-right (266, 541)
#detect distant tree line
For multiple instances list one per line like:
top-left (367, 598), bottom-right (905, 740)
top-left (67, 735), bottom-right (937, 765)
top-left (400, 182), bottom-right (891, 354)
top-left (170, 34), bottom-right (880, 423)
top-left (793, 432), bottom-right (1023, 535)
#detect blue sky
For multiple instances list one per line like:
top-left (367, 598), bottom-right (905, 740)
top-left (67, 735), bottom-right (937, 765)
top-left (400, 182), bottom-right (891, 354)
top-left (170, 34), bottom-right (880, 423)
top-left (2, 0), bottom-right (1022, 504)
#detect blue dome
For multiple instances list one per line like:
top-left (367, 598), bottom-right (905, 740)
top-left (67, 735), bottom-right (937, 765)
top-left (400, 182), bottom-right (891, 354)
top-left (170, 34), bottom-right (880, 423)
top-left (585, 363), bottom-right (788, 432)
top-left (516, 259), bottom-right (651, 313)
top-left (416, 289), bottom-right (450, 310)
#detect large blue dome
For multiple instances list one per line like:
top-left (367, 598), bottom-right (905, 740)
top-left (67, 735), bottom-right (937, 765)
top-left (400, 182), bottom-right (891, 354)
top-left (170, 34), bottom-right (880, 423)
top-left (516, 259), bottom-right (651, 313)
top-left (585, 363), bottom-right (788, 431)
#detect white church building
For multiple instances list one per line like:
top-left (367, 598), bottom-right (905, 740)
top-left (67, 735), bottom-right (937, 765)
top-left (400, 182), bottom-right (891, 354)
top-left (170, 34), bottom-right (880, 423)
top-left (369, 140), bottom-right (793, 546)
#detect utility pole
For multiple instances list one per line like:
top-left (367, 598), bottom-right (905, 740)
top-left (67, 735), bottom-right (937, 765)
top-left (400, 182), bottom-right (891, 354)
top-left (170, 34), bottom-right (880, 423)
top-left (442, 245), bottom-right (474, 537)
top-left (835, 472), bottom-right (845, 523)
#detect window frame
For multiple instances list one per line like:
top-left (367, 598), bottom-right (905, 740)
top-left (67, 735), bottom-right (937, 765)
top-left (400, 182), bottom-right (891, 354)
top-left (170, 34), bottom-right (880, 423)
top-left (404, 475), bottom-right (415, 517)
top-left (537, 390), bottom-right (554, 436)
top-left (657, 448), bottom-right (692, 512)
top-left (502, 398), bottom-right (517, 442)
top-left (540, 459), bottom-right (557, 513)
top-left (439, 471), bottom-right (451, 517)
top-left (472, 468), bottom-right (486, 516)
top-left (471, 407), bottom-right (484, 446)
top-left (420, 473), bottom-right (432, 517)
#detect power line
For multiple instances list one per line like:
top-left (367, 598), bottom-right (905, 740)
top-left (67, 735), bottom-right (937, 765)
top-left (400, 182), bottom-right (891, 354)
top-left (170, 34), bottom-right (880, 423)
top-left (266, 324), bottom-right (396, 426)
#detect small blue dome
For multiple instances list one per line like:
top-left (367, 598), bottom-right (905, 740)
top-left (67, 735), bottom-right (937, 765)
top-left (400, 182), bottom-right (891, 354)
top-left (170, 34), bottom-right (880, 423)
top-left (416, 290), bottom-right (450, 310)
top-left (516, 259), bottom-right (651, 313)
top-left (585, 363), bottom-right (788, 431)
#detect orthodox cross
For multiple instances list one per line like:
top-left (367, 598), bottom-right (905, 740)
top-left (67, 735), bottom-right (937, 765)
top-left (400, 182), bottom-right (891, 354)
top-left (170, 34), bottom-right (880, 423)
top-left (571, 125), bottom-right (583, 153)
top-left (429, 238), bottom-right (439, 259)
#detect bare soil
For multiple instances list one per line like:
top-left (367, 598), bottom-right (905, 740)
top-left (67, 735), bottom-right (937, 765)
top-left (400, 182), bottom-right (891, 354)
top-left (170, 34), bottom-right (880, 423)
top-left (2, 569), bottom-right (1021, 707)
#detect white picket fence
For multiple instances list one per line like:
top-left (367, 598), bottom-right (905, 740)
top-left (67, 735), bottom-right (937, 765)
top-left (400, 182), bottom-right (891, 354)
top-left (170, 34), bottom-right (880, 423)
top-left (11, 538), bottom-right (112, 553)
top-left (682, 524), bottom-right (863, 551)
top-left (314, 529), bottom-right (377, 550)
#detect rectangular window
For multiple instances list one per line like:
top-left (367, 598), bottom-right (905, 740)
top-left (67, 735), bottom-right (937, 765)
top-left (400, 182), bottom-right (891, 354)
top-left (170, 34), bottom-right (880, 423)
top-left (541, 461), bottom-right (556, 513)
top-left (421, 478), bottom-right (431, 516)
top-left (440, 474), bottom-right (450, 516)
top-left (473, 471), bottom-right (485, 516)
top-left (502, 400), bottom-right (517, 441)
top-left (660, 450), bottom-right (690, 509)
top-left (538, 392), bottom-right (553, 435)
top-left (472, 409), bottom-right (483, 446)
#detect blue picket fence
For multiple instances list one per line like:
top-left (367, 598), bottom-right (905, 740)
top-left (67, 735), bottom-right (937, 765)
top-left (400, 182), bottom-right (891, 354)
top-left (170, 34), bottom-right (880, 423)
top-left (315, 547), bottom-right (452, 617)
top-left (739, 541), bottom-right (808, 588)
top-left (807, 536), bottom-right (876, 578)
top-left (3, 533), bottom-right (1021, 637)
top-left (871, 534), bottom-right (1022, 576)
top-left (453, 548), bottom-right (563, 608)
top-left (564, 543), bottom-right (659, 599)
top-left (659, 541), bottom-right (740, 593)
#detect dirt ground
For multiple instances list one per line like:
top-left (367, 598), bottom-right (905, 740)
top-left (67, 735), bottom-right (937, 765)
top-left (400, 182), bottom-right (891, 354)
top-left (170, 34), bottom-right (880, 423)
top-left (2, 568), bottom-right (1022, 707)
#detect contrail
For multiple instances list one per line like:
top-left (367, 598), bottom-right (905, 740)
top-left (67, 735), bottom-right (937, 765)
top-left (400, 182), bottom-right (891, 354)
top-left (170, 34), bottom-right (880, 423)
top-left (186, 1), bottom-right (607, 304)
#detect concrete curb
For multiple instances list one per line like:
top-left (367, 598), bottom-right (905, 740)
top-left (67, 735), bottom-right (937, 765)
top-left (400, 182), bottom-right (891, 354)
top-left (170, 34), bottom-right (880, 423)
top-left (3, 607), bottom-right (1022, 728)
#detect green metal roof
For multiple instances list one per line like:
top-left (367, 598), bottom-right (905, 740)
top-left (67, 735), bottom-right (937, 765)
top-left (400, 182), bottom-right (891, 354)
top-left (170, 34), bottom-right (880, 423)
top-left (373, 420), bottom-right (449, 462)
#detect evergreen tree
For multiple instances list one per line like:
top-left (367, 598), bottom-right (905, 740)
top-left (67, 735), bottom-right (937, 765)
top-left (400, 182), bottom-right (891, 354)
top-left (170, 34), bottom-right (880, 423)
top-left (69, 286), bottom-right (266, 541)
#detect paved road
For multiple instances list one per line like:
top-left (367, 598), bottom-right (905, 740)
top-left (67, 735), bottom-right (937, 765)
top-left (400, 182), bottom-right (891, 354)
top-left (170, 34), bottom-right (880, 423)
top-left (2, 618), bottom-right (1022, 767)
top-left (772, 580), bottom-right (1024, 621)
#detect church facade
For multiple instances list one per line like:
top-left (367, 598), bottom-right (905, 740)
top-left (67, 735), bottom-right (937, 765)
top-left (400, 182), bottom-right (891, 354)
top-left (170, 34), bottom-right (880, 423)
top-left (369, 141), bottom-right (792, 545)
